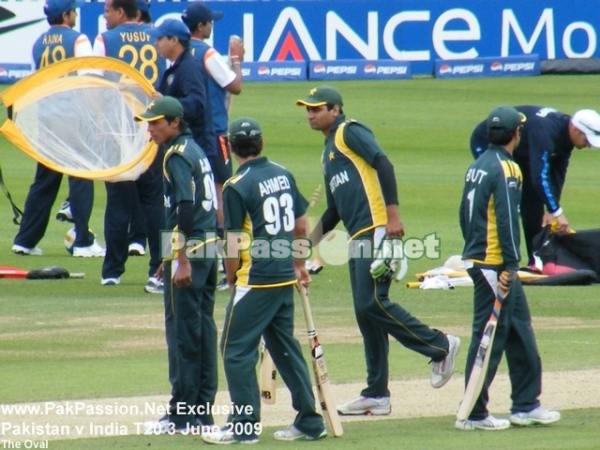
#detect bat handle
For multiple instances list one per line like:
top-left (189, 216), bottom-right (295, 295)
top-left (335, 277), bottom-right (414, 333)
top-left (69, 273), bottom-right (86, 279)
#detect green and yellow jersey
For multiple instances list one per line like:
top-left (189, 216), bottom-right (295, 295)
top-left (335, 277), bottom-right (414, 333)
top-left (163, 129), bottom-right (217, 236)
top-left (321, 115), bottom-right (388, 239)
top-left (223, 157), bottom-right (308, 287)
top-left (459, 144), bottom-right (522, 269)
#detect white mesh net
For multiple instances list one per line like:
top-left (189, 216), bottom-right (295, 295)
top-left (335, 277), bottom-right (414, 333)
top-left (8, 66), bottom-right (155, 182)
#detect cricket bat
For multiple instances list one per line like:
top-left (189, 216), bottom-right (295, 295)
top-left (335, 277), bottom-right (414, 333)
top-left (259, 339), bottom-right (277, 405)
top-left (456, 274), bottom-right (509, 421)
top-left (297, 284), bottom-right (343, 437)
top-left (0, 266), bottom-right (85, 279)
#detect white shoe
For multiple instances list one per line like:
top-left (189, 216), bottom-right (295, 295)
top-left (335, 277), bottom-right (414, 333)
top-left (431, 334), bottom-right (461, 388)
top-left (128, 243), bottom-right (146, 256)
top-left (144, 276), bottom-right (163, 294)
top-left (202, 425), bottom-right (259, 445)
top-left (101, 277), bottom-right (120, 286)
top-left (455, 415), bottom-right (511, 431)
top-left (273, 425), bottom-right (327, 441)
top-left (73, 241), bottom-right (105, 257)
top-left (336, 396), bottom-right (391, 415)
top-left (12, 244), bottom-right (43, 256)
top-left (510, 406), bottom-right (561, 426)
top-left (56, 201), bottom-right (73, 223)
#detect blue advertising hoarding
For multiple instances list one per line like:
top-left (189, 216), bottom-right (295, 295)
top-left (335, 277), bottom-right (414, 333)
top-left (434, 55), bottom-right (540, 78)
top-left (0, 1), bottom-right (598, 75)
top-left (309, 60), bottom-right (411, 81)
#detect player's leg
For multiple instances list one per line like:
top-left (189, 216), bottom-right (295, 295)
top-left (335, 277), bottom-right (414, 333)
top-left (195, 259), bottom-right (218, 427)
top-left (464, 268), bottom-right (513, 419)
top-left (127, 185), bottom-right (147, 256)
top-left (68, 176), bottom-right (105, 257)
top-left (263, 285), bottom-right (325, 439)
top-left (354, 255), bottom-right (450, 361)
top-left (101, 181), bottom-right (134, 283)
top-left (504, 279), bottom-right (552, 418)
top-left (167, 259), bottom-right (208, 430)
top-left (13, 164), bottom-right (62, 253)
top-left (219, 287), bottom-right (269, 443)
top-left (520, 170), bottom-right (545, 267)
top-left (136, 153), bottom-right (165, 282)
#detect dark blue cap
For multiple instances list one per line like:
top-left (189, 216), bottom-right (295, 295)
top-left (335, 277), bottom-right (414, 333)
top-left (182, 2), bottom-right (223, 29)
top-left (137, 0), bottom-right (150, 14)
top-left (156, 19), bottom-right (191, 43)
top-left (44, 0), bottom-right (82, 19)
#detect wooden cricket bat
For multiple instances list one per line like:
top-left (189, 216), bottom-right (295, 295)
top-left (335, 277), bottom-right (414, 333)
top-left (259, 339), bottom-right (277, 405)
top-left (456, 274), bottom-right (509, 421)
top-left (297, 284), bottom-right (343, 437)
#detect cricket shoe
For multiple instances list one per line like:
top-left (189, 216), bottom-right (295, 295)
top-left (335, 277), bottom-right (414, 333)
top-left (509, 406), bottom-right (561, 426)
top-left (55, 201), bottom-right (73, 223)
top-left (216, 277), bottom-right (230, 291)
top-left (144, 276), bottom-right (163, 294)
top-left (101, 277), bottom-right (120, 286)
top-left (336, 396), bottom-right (391, 415)
top-left (12, 245), bottom-right (43, 256)
top-left (202, 424), bottom-right (259, 445)
top-left (143, 415), bottom-right (195, 435)
top-left (128, 243), bottom-right (146, 256)
top-left (455, 415), bottom-right (511, 431)
top-left (73, 241), bottom-right (105, 257)
top-left (273, 425), bottom-right (327, 441)
top-left (431, 334), bottom-right (461, 388)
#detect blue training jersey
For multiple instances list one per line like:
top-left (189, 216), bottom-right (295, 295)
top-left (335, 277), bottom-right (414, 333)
top-left (98, 22), bottom-right (165, 87)
top-left (32, 25), bottom-right (83, 70)
top-left (190, 39), bottom-right (229, 135)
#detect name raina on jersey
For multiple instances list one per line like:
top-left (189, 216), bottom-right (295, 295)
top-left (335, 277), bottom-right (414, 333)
top-left (42, 34), bottom-right (64, 45)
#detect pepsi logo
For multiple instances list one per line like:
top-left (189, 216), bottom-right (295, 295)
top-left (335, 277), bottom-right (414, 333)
top-left (258, 66), bottom-right (270, 76)
top-left (0, 68), bottom-right (7, 77)
top-left (491, 62), bottom-right (503, 71)
top-left (314, 64), bottom-right (326, 74)
top-left (439, 65), bottom-right (452, 75)
top-left (364, 64), bottom-right (376, 74)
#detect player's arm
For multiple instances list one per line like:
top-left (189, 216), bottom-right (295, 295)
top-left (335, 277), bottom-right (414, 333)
top-left (166, 153), bottom-right (196, 288)
top-left (222, 185), bottom-right (246, 288)
top-left (492, 169), bottom-right (520, 271)
top-left (345, 123), bottom-right (404, 237)
top-left (204, 49), bottom-right (242, 94)
top-left (527, 129), bottom-right (567, 222)
top-left (92, 34), bottom-right (106, 57)
top-left (175, 62), bottom-right (208, 124)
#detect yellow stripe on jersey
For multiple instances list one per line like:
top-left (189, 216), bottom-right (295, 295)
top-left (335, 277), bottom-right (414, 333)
top-left (334, 122), bottom-right (387, 231)
top-left (235, 214), bottom-right (253, 286)
top-left (500, 160), bottom-right (523, 182)
top-left (478, 194), bottom-right (502, 266)
top-left (162, 143), bottom-right (187, 182)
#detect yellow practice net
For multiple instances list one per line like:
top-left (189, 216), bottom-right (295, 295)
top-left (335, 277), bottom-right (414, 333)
top-left (0, 56), bottom-right (158, 182)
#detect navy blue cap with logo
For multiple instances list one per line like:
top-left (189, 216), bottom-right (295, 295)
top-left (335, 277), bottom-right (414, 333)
top-left (181, 2), bottom-right (223, 30)
top-left (44, 0), bottom-right (82, 20)
top-left (155, 19), bottom-right (191, 43)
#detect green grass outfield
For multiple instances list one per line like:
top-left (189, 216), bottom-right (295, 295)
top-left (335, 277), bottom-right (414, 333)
top-left (1, 76), bottom-right (600, 449)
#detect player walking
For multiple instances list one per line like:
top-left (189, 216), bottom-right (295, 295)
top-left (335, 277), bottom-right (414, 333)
top-left (458, 106), bottom-right (560, 431)
top-left (296, 85), bottom-right (460, 415)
